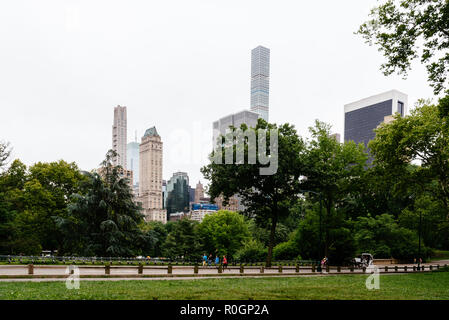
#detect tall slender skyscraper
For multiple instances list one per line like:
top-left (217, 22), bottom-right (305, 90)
top-left (250, 46), bottom-right (270, 122)
top-left (112, 105), bottom-right (127, 169)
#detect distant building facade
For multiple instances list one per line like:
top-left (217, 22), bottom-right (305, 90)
top-left (127, 141), bottom-right (139, 188)
top-left (214, 195), bottom-right (242, 212)
top-left (112, 105), bottom-right (127, 169)
top-left (166, 172), bottom-right (190, 219)
top-left (189, 186), bottom-right (195, 204)
top-left (189, 203), bottom-right (219, 222)
top-left (344, 90), bottom-right (408, 147)
top-left (194, 181), bottom-right (204, 203)
top-left (138, 126), bottom-right (166, 223)
top-left (212, 110), bottom-right (259, 148)
top-left (250, 46), bottom-right (270, 122)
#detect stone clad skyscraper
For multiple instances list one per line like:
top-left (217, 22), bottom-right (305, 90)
top-left (138, 126), bottom-right (166, 223)
top-left (112, 105), bottom-right (127, 169)
top-left (250, 46), bottom-right (270, 122)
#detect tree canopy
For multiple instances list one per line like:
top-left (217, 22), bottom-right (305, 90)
top-left (358, 0), bottom-right (449, 95)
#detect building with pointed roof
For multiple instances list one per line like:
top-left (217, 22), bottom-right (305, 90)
top-left (138, 126), bottom-right (166, 223)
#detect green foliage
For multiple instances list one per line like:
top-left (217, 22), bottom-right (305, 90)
top-left (294, 204), bottom-right (356, 265)
top-left (141, 221), bottom-right (169, 257)
top-left (197, 210), bottom-right (250, 257)
top-left (370, 102), bottom-right (449, 220)
top-left (358, 0), bottom-right (449, 95)
top-left (353, 214), bottom-right (430, 260)
top-left (303, 120), bottom-right (368, 258)
top-left (0, 159), bottom-right (85, 255)
top-left (0, 141), bottom-right (11, 170)
top-left (273, 241), bottom-right (301, 261)
top-left (163, 218), bottom-right (201, 260)
top-left (56, 150), bottom-right (146, 257)
top-left (248, 220), bottom-right (290, 248)
top-left (234, 239), bottom-right (267, 263)
top-left (201, 120), bottom-right (306, 266)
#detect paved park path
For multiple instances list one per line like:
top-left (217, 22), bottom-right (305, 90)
top-left (0, 259), bottom-right (446, 282)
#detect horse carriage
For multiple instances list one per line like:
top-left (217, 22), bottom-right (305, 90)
top-left (352, 253), bottom-right (373, 269)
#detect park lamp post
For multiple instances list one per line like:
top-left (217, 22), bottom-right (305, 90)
top-left (300, 189), bottom-right (323, 272)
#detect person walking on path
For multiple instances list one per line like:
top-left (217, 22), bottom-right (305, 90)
top-left (215, 256), bottom-right (220, 266)
top-left (208, 254), bottom-right (213, 267)
top-left (223, 255), bottom-right (228, 271)
top-left (202, 253), bottom-right (208, 267)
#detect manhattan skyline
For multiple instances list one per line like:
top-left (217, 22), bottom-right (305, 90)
top-left (0, 0), bottom-right (437, 186)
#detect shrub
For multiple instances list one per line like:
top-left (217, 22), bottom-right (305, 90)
top-left (234, 240), bottom-right (267, 263)
top-left (273, 241), bottom-right (301, 261)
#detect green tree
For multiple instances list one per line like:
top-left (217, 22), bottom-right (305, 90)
top-left (163, 218), bottom-right (201, 261)
top-left (201, 120), bottom-right (306, 267)
top-left (56, 150), bottom-right (146, 256)
top-left (273, 240), bottom-right (301, 261)
top-left (0, 160), bottom-right (27, 254)
top-left (369, 101), bottom-right (449, 219)
top-left (353, 213), bottom-right (428, 260)
top-left (294, 204), bottom-right (356, 265)
top-left (0, 159), bottom-right (84, 254)
top-left (303, 120), bottom-right (368, 258)
top-left (358, 0), bottom-right (449, 94)
top-left (234, 239), bottom-right (267, 263)
top-left (139, 221), bottom-right (168, 257)
top-left (0, 141), bottom-right (11, 170)
top-left (197, 210), bottom-right (250, 257)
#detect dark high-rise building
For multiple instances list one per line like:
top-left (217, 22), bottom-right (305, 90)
top-left (344, 90), bottom-right (408, 147)
top-left (166, 172), bottom-right (190, 216)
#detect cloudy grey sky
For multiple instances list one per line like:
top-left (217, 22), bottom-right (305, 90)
top-left (0, 0), bottom-right (437, 187)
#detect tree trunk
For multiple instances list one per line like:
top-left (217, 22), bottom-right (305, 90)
top-left (266, 212), bottom-right (278, 268)
top-left (324, 196), bottom-right (332, 258)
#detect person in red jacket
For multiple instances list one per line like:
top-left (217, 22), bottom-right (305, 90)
top-left (222, 255), bottom-right (228, 271)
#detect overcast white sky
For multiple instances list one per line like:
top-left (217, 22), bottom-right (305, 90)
top-left (0, 0), bottom-right (437, 188)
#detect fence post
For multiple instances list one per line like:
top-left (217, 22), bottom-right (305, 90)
top-left (240, 264), bottom-right (244, 274)
top-left (437, 264), bottom-right (440, 270)
top-left (394, 266), bottom-right (398, 272)
top-left (404, 266), bottom-right (407, 272)
top-left (312, 265), bottom-right (316, 273)
top-left (326, 265), bottom-right (330, 273)
top-left (260, 266), bottom-right (264, 273)
top-left (385, 266), bottom-right (388, 272)
top-left (105, 264), bottom-right (110, 275)
top-left (430, 265), bottom-right (433, 271)
top-left (167, 264), bottom-right (172, 274)
top-left (337, 266), bottom-right (341, 273)
top-left (295, 264), bottom-right (299, 273)
top-left (218, 265), bottom-right (222, 274)
top-left (28, 264), bottom-right (34, 275)
top-left (194, 264), bottom-right (198, 274)
top-left (350, 266), bottom-right (354, 272)
top-left (278, 265), bottom-right (282, 273)
top-left (362, 267), bottom-right (366, 273)
top-left (413, 266), bottom-right (416, 272)
top-left (138, 263), bottom-right (143, 275)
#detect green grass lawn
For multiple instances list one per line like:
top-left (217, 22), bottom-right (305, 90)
top-left (1, 271), bottom-right (448, 300)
